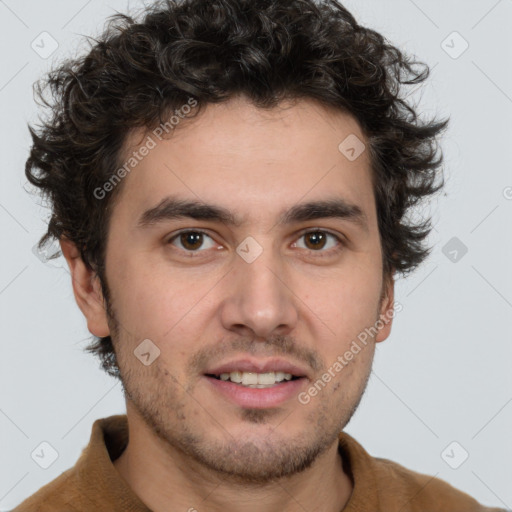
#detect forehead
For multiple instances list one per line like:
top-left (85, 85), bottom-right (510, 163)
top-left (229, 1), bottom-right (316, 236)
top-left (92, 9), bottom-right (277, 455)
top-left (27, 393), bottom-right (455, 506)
top-left (113, 96), bottom-right (375, 228)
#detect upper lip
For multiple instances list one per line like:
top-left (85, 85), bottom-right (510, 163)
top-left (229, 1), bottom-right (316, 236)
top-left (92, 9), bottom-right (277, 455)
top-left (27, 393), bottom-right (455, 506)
top-left (205, 358), bottom-right (310, 379)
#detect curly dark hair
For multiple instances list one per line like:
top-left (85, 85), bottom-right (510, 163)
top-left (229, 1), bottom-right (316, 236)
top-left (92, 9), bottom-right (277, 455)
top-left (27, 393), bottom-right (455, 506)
top-left (26, 0), bottom-right (449, 378)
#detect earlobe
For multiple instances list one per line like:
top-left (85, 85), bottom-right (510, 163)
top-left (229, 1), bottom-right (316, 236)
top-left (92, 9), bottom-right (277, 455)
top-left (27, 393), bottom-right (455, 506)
top-left (375, 274), bottom-right (395, 343)
top-left (60, 237), bottom-right (111, 337)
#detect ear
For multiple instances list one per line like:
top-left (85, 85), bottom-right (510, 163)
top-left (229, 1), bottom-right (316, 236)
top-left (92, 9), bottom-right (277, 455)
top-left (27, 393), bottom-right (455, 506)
top-left (60, 237), bottom-right (110, 337)
top-left (375, 272), bottom-right (395, 343)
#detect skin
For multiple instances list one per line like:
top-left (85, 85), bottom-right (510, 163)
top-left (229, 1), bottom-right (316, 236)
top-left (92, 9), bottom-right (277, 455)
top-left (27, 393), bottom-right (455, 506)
top-left (61, 94), bottom-right (395, 512)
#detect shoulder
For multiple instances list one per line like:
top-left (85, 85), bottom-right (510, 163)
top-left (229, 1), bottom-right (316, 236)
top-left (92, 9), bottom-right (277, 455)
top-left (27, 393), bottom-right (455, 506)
top-left (371, 455), bottom-right (505, 512)
top-left (10, 468), bottom-right (81, 511)
top-left (10, 415), bottom-right (136, 512)
top-left (339, 431), bottom-right (506, 512)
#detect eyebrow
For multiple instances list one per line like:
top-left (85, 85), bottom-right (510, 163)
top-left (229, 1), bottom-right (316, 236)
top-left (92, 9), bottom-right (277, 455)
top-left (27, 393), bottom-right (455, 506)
top-left (136, 196), bottom-right (368, 231)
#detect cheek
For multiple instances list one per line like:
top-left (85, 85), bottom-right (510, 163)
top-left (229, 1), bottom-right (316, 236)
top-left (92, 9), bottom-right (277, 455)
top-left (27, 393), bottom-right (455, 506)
top-left (318, 327), bottom-right (376, 406)
top-left (109, 255), bottom-right (221, 358)
top-left (107, 254), bottom-right (178, 339)
top-left (304, 266), bottom-right (382, 341)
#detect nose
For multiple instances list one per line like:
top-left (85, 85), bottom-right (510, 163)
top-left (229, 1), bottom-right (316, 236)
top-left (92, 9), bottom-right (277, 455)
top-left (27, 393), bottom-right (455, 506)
top-left (219, 246), bottom-right (299, 340)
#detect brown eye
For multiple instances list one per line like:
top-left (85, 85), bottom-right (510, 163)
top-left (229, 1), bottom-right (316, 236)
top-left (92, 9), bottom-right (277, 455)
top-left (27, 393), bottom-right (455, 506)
top-left (180, 232), bottom-right (204, 250)
top-left (303, 231), bottom-right (327, 250)
top-left (292, 230), bottom-right (343, 255)
top-left (168, 230), bottom-right (217, 252)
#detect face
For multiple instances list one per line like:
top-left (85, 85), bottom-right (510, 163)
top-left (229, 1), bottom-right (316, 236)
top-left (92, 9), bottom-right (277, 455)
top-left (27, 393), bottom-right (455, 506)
top-left (83, 95), bottom-right (394, 482)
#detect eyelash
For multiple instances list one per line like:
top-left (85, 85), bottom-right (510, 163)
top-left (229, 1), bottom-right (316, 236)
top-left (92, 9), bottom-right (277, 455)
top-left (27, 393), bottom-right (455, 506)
top-left (167, 228), bottom-right (345, 257)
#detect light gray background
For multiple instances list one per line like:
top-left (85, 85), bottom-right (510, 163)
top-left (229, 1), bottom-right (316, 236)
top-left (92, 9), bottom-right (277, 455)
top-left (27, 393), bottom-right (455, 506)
top-left (1, 0), bottom-right (511, 509)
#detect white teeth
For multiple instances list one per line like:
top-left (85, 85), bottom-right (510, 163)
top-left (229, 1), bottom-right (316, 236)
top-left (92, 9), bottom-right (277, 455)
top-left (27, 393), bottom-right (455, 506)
top-left (242, 372), bottom-right (259, 385)
top-left (217, 371), bottom-right (295, 386)
top-left (255, 372), bottom-right (275, 385)
top-left (229, 371), bottom-right (242, 383)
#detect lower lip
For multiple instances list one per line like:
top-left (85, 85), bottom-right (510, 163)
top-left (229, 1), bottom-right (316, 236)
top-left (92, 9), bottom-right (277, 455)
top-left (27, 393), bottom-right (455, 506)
top-left (204, 376), bottom-right (306, 409)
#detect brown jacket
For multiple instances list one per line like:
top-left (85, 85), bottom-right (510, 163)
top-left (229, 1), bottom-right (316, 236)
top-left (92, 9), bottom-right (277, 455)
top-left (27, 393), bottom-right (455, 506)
top-left (12, 414), bottom-right (507, 511)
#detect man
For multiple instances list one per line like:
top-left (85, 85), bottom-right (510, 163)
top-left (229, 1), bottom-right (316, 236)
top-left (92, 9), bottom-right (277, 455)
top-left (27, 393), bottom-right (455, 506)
top-left (14, 0), bottom-right (506, 510)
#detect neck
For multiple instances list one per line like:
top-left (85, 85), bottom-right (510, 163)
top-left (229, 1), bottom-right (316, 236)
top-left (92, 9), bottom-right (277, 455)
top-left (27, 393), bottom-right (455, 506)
top-left (114, 415), bottom-right (353, 512)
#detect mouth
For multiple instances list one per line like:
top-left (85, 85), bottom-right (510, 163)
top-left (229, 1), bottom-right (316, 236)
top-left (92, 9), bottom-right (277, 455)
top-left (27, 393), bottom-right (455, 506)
top-left (205, 371), bottom-right (303, 388)
top-left (203, 358), bottom-right (310, 408)
top-left (203, 367), bottom-right (307, 408)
